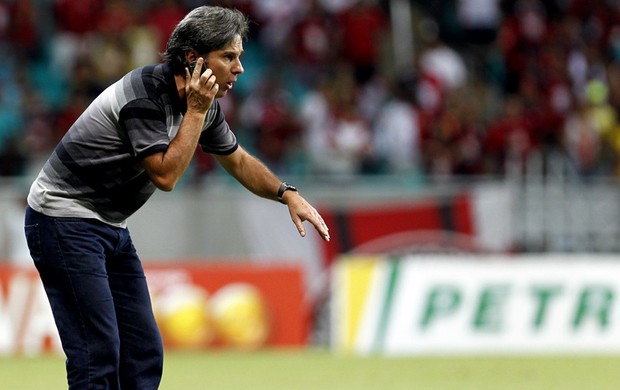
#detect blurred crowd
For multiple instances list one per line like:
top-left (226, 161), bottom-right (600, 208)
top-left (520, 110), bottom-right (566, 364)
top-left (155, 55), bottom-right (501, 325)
top-left (1, 0), bottom-right (620, 184)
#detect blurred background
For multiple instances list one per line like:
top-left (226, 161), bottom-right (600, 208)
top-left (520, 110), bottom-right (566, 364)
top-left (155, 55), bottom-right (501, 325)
top-left (2, 0), bottom-right (620, 357)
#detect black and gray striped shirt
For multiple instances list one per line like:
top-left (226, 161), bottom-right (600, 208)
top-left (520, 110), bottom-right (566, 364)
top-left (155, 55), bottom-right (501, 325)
top-left (27, 63), bottom-right (238, 227)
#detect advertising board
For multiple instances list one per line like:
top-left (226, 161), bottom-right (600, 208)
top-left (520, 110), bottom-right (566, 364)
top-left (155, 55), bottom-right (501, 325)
top-left (0, 262), bottom-right (308, 355)
top-left (332, 254), bottom-right (620, 355)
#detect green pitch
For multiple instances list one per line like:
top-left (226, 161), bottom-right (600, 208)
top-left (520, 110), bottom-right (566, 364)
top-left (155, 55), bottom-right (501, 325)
top-left (2, 349), bottom-right (620, 389)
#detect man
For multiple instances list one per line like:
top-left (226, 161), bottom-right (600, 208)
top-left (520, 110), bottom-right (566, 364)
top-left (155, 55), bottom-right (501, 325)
top-left (24, 6), bottom-right (329, 389)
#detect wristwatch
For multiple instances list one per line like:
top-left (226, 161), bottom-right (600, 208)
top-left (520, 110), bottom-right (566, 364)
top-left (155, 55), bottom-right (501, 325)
top-left (277, 182), bottom-right (298, 204)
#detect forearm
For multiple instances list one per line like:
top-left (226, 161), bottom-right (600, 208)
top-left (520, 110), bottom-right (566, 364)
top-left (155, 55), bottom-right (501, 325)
top-left (215, 148), bottom-right (281, 200)
top-left (142, 112), bottom-right (205, 191)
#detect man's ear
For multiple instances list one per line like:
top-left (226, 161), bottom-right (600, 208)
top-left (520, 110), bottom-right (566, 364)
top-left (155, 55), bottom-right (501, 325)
top-left (184, 51), bottom-right (198, 64)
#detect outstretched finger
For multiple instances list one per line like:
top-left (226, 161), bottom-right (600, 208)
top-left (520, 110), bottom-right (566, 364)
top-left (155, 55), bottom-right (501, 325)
top-left (305, 211), bottom-right (330, 242)
top-left (313, 218), bottom-right (330, 242)
top-left (193, 58), bottom-right (205, 77)
top-left (293, 215), bottom-right (306, 237)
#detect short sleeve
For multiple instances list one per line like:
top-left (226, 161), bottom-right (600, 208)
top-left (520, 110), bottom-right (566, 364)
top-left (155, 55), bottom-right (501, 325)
top-left (119, 98), bottom-right (169, 159)
top-left (199, 101), bottom-right (238, 155)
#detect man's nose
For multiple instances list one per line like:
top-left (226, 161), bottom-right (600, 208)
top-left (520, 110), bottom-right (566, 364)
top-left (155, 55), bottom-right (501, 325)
top-left (233, 59), bottom-right (244, 75)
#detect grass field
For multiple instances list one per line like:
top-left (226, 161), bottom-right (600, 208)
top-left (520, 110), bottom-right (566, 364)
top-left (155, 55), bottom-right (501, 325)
top-left (2, 349), bottom-right (620, 389)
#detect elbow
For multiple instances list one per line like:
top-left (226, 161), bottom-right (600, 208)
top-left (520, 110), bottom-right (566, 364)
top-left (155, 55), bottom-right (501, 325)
top-left (150, 175), bottom-right (177, 192)
top-left (142, 155), bottom-right (183, 192)
top-left (156, 182), bottom-right (176, 192)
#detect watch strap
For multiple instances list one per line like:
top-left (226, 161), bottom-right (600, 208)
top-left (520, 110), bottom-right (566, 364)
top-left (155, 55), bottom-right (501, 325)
top-left (277, 182), bottom-right (297, 204)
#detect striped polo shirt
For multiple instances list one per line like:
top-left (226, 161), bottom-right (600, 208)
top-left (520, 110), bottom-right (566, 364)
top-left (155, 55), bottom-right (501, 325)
top-left (27, 63), bottom-right (238, 227)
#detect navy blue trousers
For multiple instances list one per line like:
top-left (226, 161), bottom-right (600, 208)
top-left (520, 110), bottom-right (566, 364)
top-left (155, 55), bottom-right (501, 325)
top-left (24, 206), bottom-right (163, 389)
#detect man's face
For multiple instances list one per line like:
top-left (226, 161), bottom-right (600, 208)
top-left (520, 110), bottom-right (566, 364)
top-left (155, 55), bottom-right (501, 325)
top-left (204, 35), bottom-right (244, 98)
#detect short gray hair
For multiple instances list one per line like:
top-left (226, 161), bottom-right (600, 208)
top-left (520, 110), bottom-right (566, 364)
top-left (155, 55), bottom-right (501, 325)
top-left (162, 6), bottom-right (249, 74)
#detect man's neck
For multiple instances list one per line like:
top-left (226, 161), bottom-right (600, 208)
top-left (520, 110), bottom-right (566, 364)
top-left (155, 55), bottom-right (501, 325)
top-left (175, 74), bottom-right (186, 101)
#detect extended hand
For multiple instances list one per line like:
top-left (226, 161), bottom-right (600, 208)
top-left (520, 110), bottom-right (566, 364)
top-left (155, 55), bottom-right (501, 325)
top-left (285, 193), bottom-right (330, 242)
